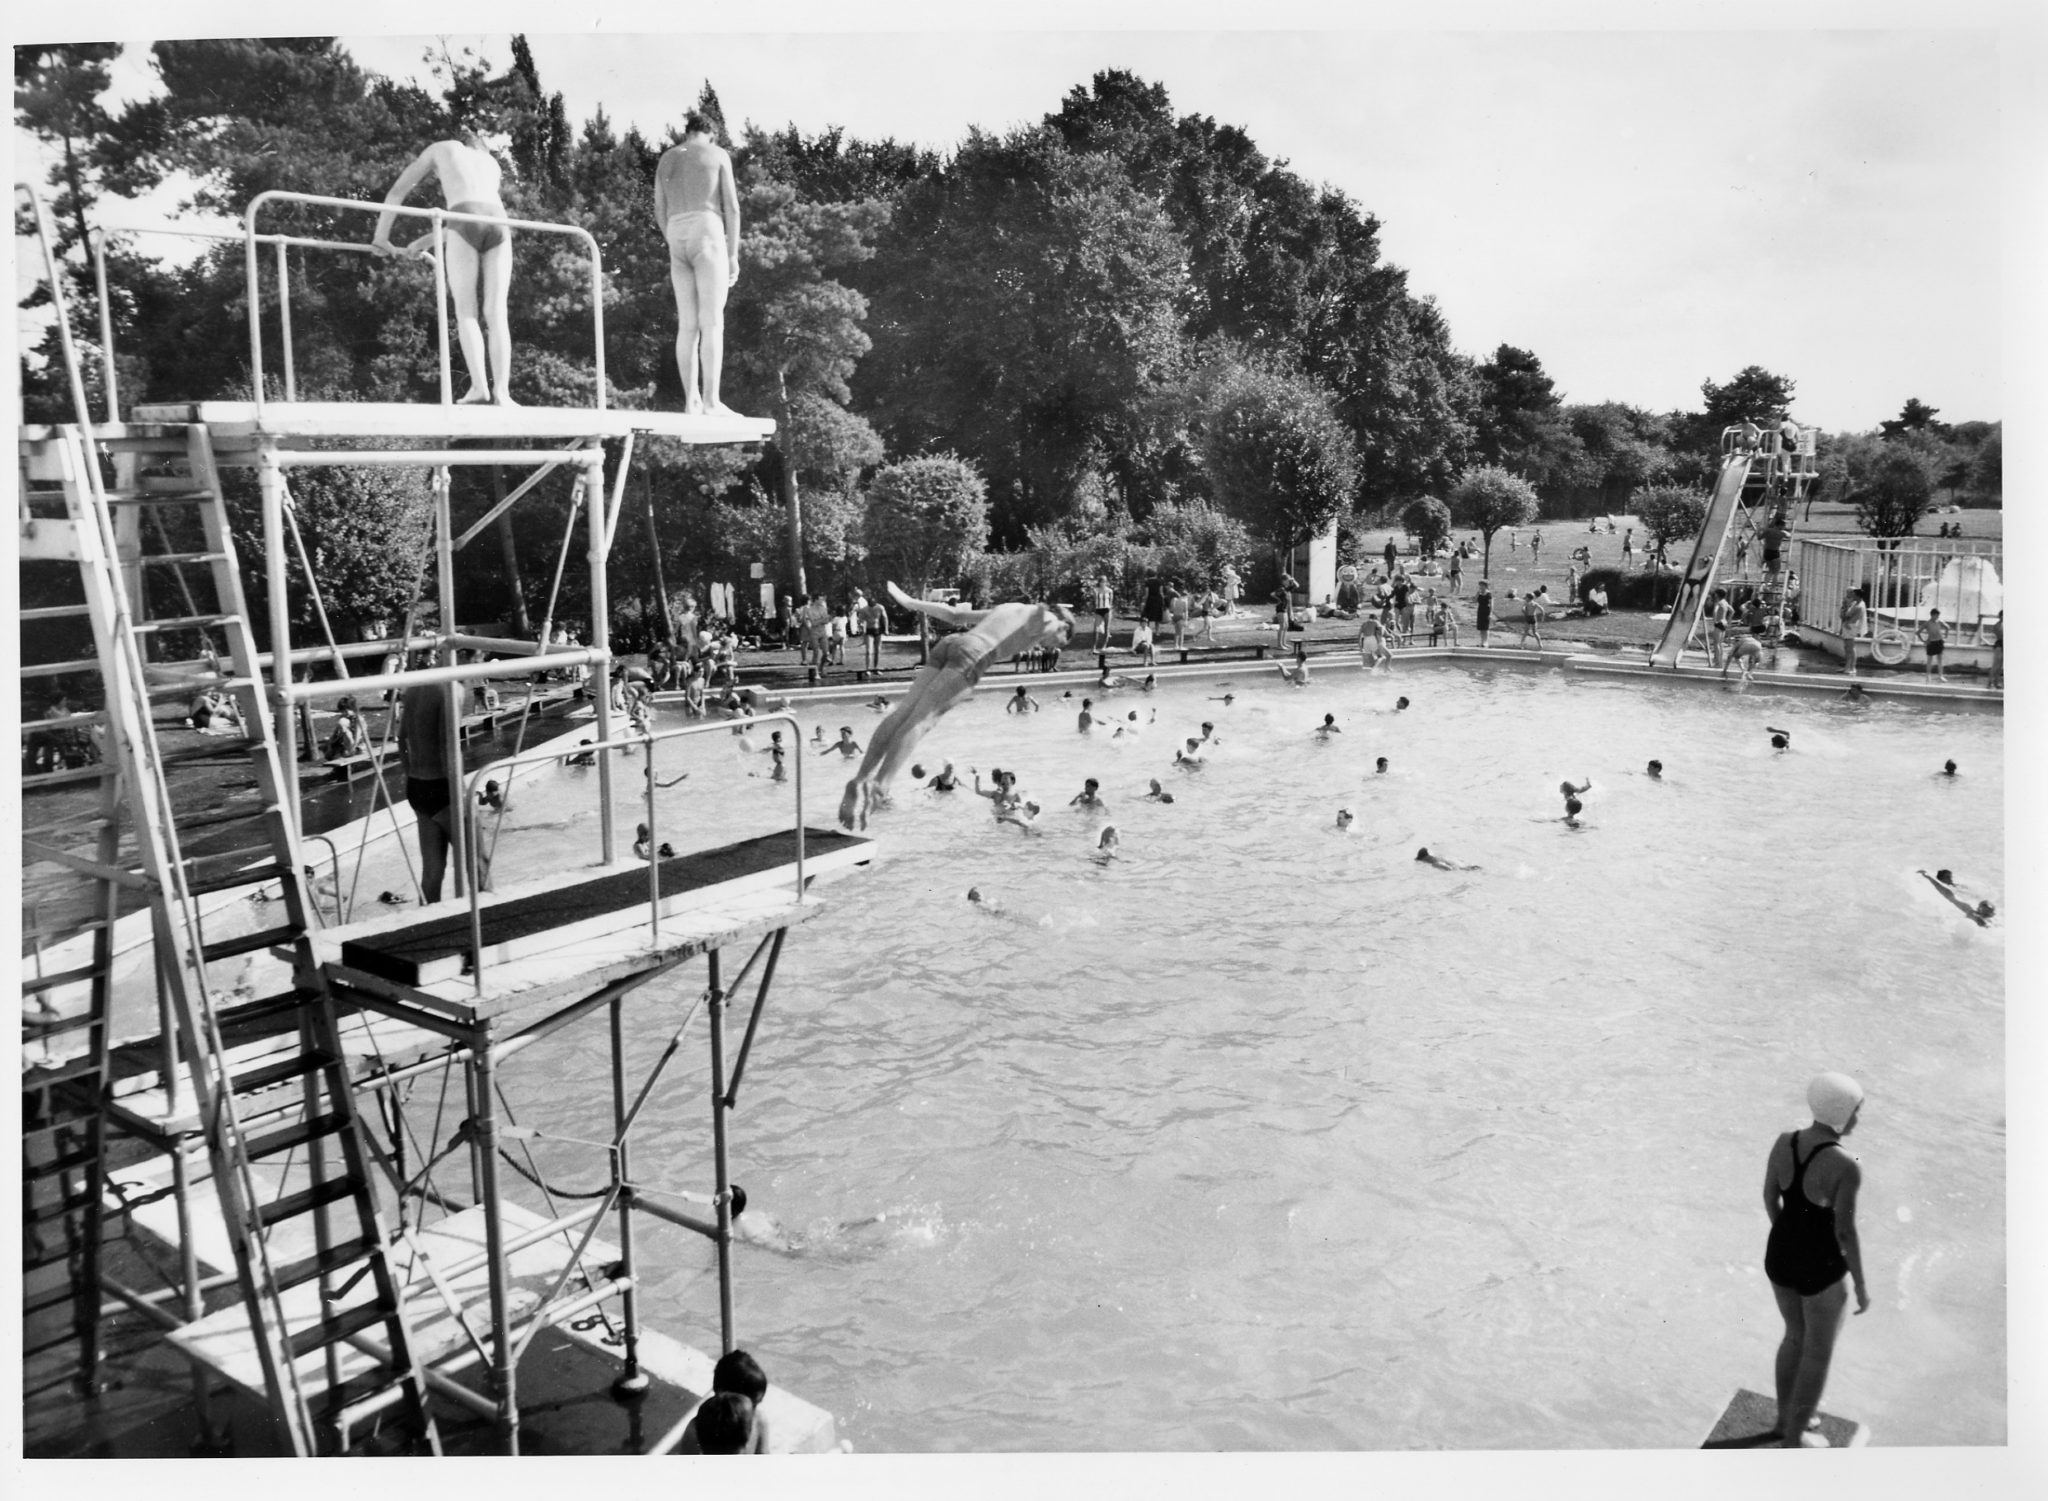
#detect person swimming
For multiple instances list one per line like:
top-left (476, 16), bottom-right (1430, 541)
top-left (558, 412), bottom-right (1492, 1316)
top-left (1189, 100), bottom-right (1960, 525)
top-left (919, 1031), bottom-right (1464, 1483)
top-left (1921, 868), bottom-right (1995, 925)
top-left (565, 739), bottom-right (596, 767)
top-left (1276, 657), bottom-right (1312, 686)
top-left (1646, 759), bottom-right (1664, 780)
top-left (1415, 846), bottom-right (1479, 871)
top-left (1209, 693), bottom-right (1236, 706)
top-left (996, 799), bottom-right (1044, 834)
top-left (1141, 674), bottom-right (1157, 693)
top-left (1144, 779), bottom-right (1176, 804)
top-left (1094, 825), bottom-right (1121, 860)
top-left (1070, 777), bottom-right (1107, 810)
top-left (1175, 738), bottom-right (1207, 767)
top-left (1078, 698), bottom-right (1098, 733)
top-left (1394, 696), bottom-right (1410, 711)
top-left (1335, 808), bottom-right (1355, 832)
top-left (1374, 757), bottom-right (1389, 774)
top-left (1007, 685), bottom-right (1041, 714)
top-left (1316, 713), bottom-right (1342, 739)
top-left (927, 760), bottom-right (960, 791)
top-left (1768, 726), bottom-right (1792, 751)
top-left (1940, 760), bottom-right (1958, 778)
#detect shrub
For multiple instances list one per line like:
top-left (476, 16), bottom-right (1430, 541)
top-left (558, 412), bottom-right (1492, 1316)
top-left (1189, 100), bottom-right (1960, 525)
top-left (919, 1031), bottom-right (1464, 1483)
top-left (1578, 565), bottom-right (1680, 612)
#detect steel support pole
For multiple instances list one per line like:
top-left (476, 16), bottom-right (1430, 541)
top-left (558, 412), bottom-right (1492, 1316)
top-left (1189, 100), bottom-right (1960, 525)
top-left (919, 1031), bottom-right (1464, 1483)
top-left (707, 948), bottom-right (735, 1351)
top-left (435, 466), bottom-right (468, 900)
top-left (172, 1135), bottom-right (218, 1443)
top-left (472, 1032), bottom-right (519, 1453)
top-left (608, 996), bottom-right (649, 1396)
top-left (586, 455), bottom-right (617, 863)
top-left (258, 447), bottom-right (302, 814)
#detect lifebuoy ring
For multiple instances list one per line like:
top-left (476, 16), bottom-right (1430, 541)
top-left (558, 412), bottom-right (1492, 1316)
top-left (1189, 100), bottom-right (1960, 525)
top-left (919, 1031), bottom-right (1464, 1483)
top-left (1871, 628), bottom-right (1911, 665)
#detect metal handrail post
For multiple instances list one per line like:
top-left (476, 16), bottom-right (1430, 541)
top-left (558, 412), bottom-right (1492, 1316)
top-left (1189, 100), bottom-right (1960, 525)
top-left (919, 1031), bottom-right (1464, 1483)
top-left (275, 239), bottom-right (295, 401)
top-left (589, 236), bottom-right (606, 410)
top-left (608, 996), bottom-right (649, 1394)
top-left (245, 207), bottom-right (264, 414)
top-left (434, 213), bottom-right (452, 405)
top-left (586, 455), bottom-right (616, 863)
top-left (645, 726), bottom-right (661, 942)
top-left (89, 226), bottom-right (119, 422)
top-left (257, 448), bottom-right (302, 811)
top-left (436, 467), bottom-right (468, 903)
top-left (706, 947), bottom-right (735, 1351)
top-left (471, 1037), bottom-right (519, 1453)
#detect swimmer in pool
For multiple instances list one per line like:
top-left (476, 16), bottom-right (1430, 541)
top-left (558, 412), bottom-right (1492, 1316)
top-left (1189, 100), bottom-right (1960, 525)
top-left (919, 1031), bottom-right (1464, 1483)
top-left (1415, 847), bottom-right (1479, 871)
top-left (1277, 657), bottom-right (1312, 686)
top-left (633, 823), bottom-right (654, 860)
top-left (1335, 808), bottom-right (1355, 833)
top-left (1374, 757), bottom-right (1390, 775)
top-left (1096, 660), bottom-right (1131, 693)
top-left (926, 761), bottom-right (960, 791)
top-left (1175, 738), bottom-right (1208, 767)
top-left (1646, 759), bottom-right (1664, 780)
top-left (996, 799), bottom-right (1044, 834)
top-left (1358, 613), bottom-right (1394, 673)
top-left (1562, 796), bottom-right (1585, 827)
top-left (1939, 760), bottom-right (1958, 778)
top-left (564, 739), bottom-right (597, 767)
top-left (864, 695), bottom-right (893, 713)
top-left (1077, 699), bottom-right (1102, 733)
top-left (477, 778), bottom-right (507, 812)
top-left (1560, 778), bottom-right (1592, 805)
top-left (1142, 674), bottom-right (1157, 693)
top-left (972, 767), bottom-right (1024, 817)
top-left (1393, 696), bottom-right (1410, 712)
top-left (1007, 685), bottom-right (1041, 714)
top-left (1209, 693), bottom-right (1236, 707)
top-left (1070, 777), bottom-right (1108, 810)
top-left (1769, 726), bottom-right (1792, 751)
top-left (819, 725), bottom-right (863, 759)
top-left (1144, 779), bottom-right (1176, 804)
top-left (838, 585), bottom-right (1076, 829)
top-left (1920, 868), bottom-right (1995, 925)
top-left (1316, 714), bottom-right (1342, 739)
top-left (1198, 721), bottom-right (1219, 747)
top-left (1094, 825), bottom-right (1121, 860)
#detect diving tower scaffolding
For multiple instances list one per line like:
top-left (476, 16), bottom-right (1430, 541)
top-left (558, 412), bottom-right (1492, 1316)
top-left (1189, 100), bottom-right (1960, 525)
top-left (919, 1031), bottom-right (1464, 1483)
top-left (19, 182), bottom-right (872, 1454)
top-left (1649, 422), bottom-right (1819, 669)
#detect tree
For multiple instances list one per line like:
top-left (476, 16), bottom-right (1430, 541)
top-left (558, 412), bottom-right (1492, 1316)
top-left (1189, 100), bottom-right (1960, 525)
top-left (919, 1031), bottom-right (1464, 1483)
top-left (15, 43), bottom-right (122, 253)
top-left (1668, 365), bottom-right (1798, 483)
top-left (1447, 464), bottom-right (1538, 577)
top-left (1195, 358), bottom-right (1358, 568)
top-left (723, 160), bottom-right (890, 594)
top-left (1632, 484), bottom-right (1709, 561)
top-left (1138, 499), bottom-right (1252, 591)
top-left (1471, 344), bottom-right (1580, 488)
top-left (864, 455), bottom-right (991, 598)
top-left (1852, 447), bottom-right (1935, 541)
top-left (1969, 428), bottom-right (2001, 504)
top-left (1400, 496), bottom-right (1452, 557)
top-left (1880, 397), bottom-right (1949, 441)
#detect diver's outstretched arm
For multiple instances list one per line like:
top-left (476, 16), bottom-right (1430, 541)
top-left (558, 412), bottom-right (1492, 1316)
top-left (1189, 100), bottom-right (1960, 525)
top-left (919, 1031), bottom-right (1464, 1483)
top-left (885, 582), bottom-right (985, 632)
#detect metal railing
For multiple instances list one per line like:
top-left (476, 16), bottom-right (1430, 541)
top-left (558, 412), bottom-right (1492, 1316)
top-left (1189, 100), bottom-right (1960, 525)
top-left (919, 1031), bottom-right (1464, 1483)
top-left (84, 221), bottom-right (425, 422)
top-left (455, 712), bottom-right (808, 995)
top-left (244, 191), bottom-right (607, 415)
top-left (1795, 535), bottom-right (2002, 640)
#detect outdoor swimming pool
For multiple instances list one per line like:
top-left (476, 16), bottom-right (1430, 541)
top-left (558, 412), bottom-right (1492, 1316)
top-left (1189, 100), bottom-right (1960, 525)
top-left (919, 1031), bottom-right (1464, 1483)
top-left (320, 665), bottom-right (2018, 1449)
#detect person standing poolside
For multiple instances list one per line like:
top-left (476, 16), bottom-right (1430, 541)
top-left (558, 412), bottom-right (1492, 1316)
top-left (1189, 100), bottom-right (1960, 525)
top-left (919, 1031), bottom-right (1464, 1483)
top-left (397, 678), bottom-right (458, 902)
top-left (1475, 580), bottom-right (1494, 648)
top-left (1166, 581), bottom-right (1191, 650)
top-left (1707, 588), bottom-right (1734, 668)
top-left (861, 592), bottom-right (889, 672)
top-left (1448, 549), bottom-right (1463, 595)
top-left (655, 109), bottom-right (742, 413)
top-left (1088, 574), bottom-right (1116, 652)
top-left (1918, 607), bottom-right (1948, 682)
top-left (1516, 586), bottom-right (1547, 649)
top-left (839, 586), bottom-right (1074, 829)
top-left (1840, 588), bottom-right (1868, 676)
top-left (1762, 1073), bottom-right (1870, 1448)
top-left (374, 128), bottom-right (515, 405)
top-left (1359, 611), bottom-right (1394, 673)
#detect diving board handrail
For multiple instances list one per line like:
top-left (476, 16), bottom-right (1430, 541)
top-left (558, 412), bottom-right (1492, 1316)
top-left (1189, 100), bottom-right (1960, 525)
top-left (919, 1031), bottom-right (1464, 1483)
top-left (245, 190), bottom-right (607, 416)
top-left (86, 220), bottom-right (438, 419)
top-left (456, 712), bottom-right (807, 995)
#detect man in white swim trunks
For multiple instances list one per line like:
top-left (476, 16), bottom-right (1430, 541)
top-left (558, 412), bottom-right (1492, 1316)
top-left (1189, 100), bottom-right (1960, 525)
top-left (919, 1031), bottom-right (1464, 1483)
top-left (655, 110), bottom-right (742, 414)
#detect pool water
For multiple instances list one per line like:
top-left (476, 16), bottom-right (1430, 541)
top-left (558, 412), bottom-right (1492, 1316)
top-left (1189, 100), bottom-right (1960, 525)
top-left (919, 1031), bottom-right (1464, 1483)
top-left (450, 665), bottom-right (2006, 1449)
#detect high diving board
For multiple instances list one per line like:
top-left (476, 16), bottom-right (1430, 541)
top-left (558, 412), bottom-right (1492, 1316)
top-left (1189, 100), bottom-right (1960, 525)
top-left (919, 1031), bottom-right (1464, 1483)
top-left (1701, 1387), bottom-right (1868, 1448)
top-left (117, 400), bottom-right (774, 448)
top-left (319, 828), bottom-right (874, 1016)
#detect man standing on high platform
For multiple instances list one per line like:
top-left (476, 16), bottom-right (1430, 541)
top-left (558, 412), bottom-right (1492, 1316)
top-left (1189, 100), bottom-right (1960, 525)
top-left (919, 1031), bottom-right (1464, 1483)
top-left (655, 111), bottom-right (742, 414)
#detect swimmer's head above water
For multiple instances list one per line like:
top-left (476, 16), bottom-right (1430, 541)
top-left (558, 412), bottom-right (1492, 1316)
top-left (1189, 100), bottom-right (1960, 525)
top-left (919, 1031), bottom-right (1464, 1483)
top-left (1375, 757), bottom-right (1389, 774)
top-left (1943, 760), bottom-right (1958, 776)
top-left (1647, 759), bottom-right (1663, 779)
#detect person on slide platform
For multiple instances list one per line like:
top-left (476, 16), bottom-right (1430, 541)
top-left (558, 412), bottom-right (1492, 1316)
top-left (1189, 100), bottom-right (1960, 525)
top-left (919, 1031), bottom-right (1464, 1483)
top-left (1761, 1072), bottom-right (1870, 1448)
top-left (374, 127), bottom-right (516, 405)
top-left (839, 585), bottom-right (1076, 829)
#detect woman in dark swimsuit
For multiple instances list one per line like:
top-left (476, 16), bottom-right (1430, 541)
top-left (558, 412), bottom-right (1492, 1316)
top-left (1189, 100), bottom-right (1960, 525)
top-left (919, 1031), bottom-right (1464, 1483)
top-left (1761, 1073), bottom-right (1870, 1446)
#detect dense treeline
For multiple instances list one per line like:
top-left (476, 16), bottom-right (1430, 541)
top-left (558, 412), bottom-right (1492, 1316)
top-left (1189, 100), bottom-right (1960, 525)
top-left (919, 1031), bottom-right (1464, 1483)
top-left (16, 39), bottom-right (2001, 646)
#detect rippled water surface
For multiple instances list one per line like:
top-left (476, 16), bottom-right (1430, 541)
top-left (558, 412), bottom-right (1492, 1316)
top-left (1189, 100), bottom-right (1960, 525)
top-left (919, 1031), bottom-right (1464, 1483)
top-left (486, 664), bottom-right (2004, 1451)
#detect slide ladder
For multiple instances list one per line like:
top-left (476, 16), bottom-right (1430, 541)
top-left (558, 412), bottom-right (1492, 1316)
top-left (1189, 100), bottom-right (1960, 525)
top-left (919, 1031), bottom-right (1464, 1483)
top-left (19, 420), bottom-right (444, 1454)
top-left (1649, 450), bottom-right (1766, 667)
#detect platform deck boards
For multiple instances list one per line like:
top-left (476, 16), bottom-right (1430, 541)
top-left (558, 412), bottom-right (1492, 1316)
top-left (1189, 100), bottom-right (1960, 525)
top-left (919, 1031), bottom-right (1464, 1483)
top-left (1701, 1387), bottom-right (1867, 1449)
top-left (124, 400), bottom-right (773, 448)
top-left (337, 827), bottom-right (869, 988)
top-left (128, 1180), bottom-right (838, 1452)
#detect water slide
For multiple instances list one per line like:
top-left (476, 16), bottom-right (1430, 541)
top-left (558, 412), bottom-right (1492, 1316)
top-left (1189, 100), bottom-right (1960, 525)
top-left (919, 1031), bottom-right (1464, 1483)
top-left (1650, 450), bottom-right (1758, 667)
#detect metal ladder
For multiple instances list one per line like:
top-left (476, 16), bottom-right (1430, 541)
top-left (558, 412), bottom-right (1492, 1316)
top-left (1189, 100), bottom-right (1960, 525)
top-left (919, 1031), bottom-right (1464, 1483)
top-left (19, 421), bottom-right (443, 1454)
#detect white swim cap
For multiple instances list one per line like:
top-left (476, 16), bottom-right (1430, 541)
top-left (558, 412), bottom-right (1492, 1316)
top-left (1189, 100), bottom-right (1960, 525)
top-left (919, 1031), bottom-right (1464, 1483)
top-left (1807, 1072), bottom-right (1865, 1131)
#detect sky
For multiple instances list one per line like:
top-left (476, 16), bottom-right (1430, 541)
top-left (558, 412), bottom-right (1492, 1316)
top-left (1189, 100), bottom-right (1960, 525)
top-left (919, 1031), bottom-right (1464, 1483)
top-left (16, 2), bottom-right (2038, 437)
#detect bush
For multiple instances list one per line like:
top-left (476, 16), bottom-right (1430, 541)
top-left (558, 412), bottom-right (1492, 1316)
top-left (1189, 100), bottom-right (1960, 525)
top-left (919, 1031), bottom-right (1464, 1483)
top-left (1578, 565), bottom-right (1680, 612)
top-left (1401, 496), bottom-right (1453, 556)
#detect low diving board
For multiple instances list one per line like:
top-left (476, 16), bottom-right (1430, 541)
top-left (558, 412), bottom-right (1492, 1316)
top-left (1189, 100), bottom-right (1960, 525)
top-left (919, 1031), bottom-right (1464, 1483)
top-left (1701, 1388), bottom-right (1868, 1448)
top-left (122, 400), bottom-right (774, 448)
top-left (330, 828), bottom-right (873, 991)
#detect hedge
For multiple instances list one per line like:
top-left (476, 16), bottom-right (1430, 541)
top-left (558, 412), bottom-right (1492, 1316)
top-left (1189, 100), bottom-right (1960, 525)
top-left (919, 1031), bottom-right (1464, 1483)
top-left (1578, 565), bottom-right (1681, 611)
